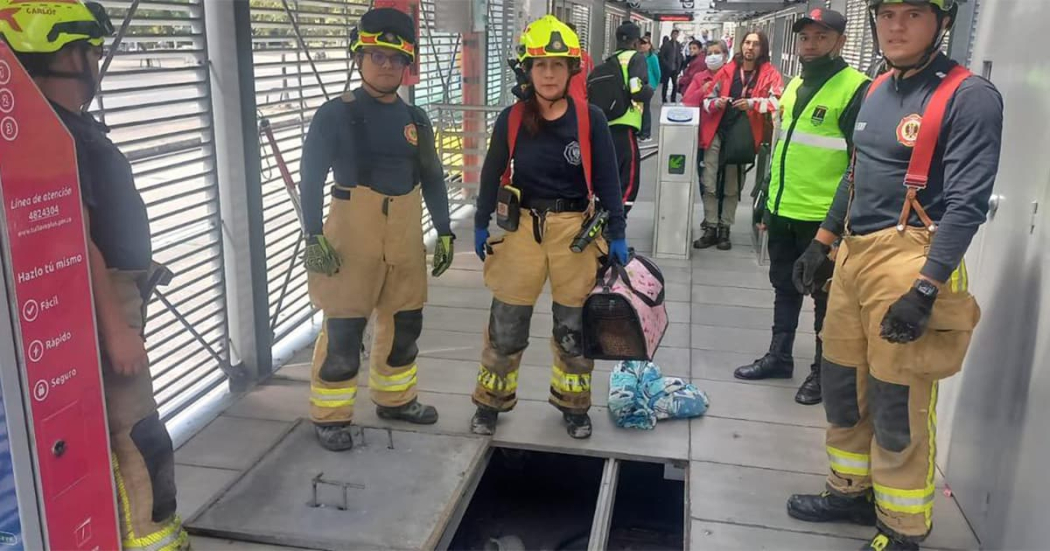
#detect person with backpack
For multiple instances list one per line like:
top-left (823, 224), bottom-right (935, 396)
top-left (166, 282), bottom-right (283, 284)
top-left (590, 22), bottom-right (654, 213)
top-left (565, 22), bottom-right (595, 104)
top-left (298, 7), bottom-right (455, 452)
top-left (786, 1), bottom-right (1003, 549)
top-left (732, 9), bottom-right (869, 409)
top-left (694, 30), bottom-right (782, 251)
top-left (470, 16), bottom-right (628, 440)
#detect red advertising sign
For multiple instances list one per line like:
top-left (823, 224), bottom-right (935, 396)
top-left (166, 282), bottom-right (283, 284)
top-left (374, 0), bottom-right (421, 86)
top-left (0, 43), bottom-right (120, 550)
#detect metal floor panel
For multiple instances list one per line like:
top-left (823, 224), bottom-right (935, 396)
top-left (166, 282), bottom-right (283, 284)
top-left (187, 420), bottom-right (488, 551)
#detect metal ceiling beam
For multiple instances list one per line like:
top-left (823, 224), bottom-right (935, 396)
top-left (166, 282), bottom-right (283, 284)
top-left (712, 0), bottom-right (787, 11)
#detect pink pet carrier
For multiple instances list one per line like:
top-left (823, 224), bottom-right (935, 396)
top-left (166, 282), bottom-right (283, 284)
top-left (583, 254), bottom-right (669, 361)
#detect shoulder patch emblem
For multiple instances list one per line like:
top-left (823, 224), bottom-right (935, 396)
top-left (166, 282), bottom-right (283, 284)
top-left (896, 114), bottom-right (922, 148)
top-left (404, 123), bottom-right (418, 146)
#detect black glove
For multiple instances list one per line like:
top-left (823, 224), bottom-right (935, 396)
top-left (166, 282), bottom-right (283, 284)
top-left (792, 240), bottom-right (833, 295)
top-left (880, 286), bottom-right (936, 344)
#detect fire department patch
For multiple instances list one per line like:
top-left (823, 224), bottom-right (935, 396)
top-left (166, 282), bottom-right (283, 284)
top-left (896, 114), bottom-right (922, 148)
top-left (404, 123), bottom-right (418, 146)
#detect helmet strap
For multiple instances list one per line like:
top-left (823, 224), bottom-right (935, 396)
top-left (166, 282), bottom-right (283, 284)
top-left (870, 8), bottom-right (950, 77)
top-left (33, 47), bottom-right (98, 110)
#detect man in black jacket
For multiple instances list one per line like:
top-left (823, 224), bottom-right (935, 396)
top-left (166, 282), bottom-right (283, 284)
top-left (659, 29), bottom-right (685, 102)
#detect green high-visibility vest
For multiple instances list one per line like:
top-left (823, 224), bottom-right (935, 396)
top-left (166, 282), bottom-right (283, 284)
top-left (608, 49), bottom-right (643, 130)
top-left (767, 67), bottom-right (868, 221)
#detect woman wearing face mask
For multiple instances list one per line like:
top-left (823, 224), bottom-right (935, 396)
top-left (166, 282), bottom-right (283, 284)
top-left (678, 40), bottom-right (708, 96)
top-left (682, 40), bottom-right (728, 102)
top-left (471, 16), bottom-right (629, 439)
top-left (683, 40), bottom-right (729, 211)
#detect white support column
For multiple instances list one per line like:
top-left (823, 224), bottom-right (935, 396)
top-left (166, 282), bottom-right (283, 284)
top-left (204, 0), bottom-right (272, 386)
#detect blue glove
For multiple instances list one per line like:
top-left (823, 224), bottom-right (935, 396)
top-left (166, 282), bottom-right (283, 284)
top-left (474, 228), bottom-right (490, 261)
top-left (610, 238), bottom-right (629, 265)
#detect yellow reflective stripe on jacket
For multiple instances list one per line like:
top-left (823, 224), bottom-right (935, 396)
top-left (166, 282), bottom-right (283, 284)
top-left (827, 446), bottom-right (871, 476)
top-left (477, 365), bottom-right (519, 394)
top-left (370, 365), bottom-right (418, 392)
top-left (949, 259), bottom-right (969, 293)
top-left (550, 366), bottom-right (591, 394)
top-left (873, 483), bottom-right (936, 515)
top-left (608, 49), bottom-right (643, 130)
top-left (310, 385), bottom-right (357, 408)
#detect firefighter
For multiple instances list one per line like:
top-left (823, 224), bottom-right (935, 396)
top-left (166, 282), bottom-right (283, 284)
top-left (733, 8), bottom-right (869, 408)
top-left (0, 2), bottom-right (189, 549)
top-left (299, 7), bottom-right (454, 451)
top-left (470, 16), bottom-right (628, 439)
top-left (787, 1), bottom-right (1003, 549)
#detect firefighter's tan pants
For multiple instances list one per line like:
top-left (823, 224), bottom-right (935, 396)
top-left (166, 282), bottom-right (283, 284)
top-left (820, 227), bottom-right (980, 541)
top-left (473, 211), bottom-right (602, 414)
top-left (104, 271), bottom-right (189, 551)
top-left (307, 186), bottom-right (427, 424)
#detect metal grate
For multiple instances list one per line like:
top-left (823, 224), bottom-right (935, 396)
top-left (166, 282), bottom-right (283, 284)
top-left (249, 0), bottom-right (366, 346)
top-left (571, 4), bottom-right (591, 52)
top-left (96, 0), bottom-right (229, 421)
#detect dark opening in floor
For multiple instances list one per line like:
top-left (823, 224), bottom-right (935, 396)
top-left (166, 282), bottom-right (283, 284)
top-left (446, 450), bottom-right (685, 550)
top-left (606, 460), bottom-right (685, 550)
top-left (448, 448), bottom-right (604, 550)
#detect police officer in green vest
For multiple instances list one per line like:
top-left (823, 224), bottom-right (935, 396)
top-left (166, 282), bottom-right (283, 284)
top-left (734, 8), bottom-right (868, 406)
top-left (608, 22), bottom-right (654, 213)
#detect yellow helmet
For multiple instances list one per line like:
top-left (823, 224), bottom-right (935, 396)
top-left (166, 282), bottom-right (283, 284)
top-left (517, 15), bottom-right (581, 64)
top-left (350, 7), bottom-right (416, 62)
top-left (0, 0), bottom-right (113, 54)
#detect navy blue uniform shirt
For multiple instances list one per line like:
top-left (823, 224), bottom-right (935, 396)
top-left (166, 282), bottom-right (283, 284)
top-left (56, 103), bottom-right (152, 271)
top-left (475, 98), bottom-right (627, 240)
top-left (299, 89), bottom-right (451, 236)
top-left (822, 55), bottom-right (1004, 282)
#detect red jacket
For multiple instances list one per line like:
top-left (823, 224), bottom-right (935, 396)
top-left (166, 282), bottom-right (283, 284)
top-left (568, 50), bottom-right (595, 105)
top-left (698, 60), bottom-right (783, 150)
top-left (678, 56), bottom-right (708, 96)
top-left (681, 69), bottom-right (717, 105)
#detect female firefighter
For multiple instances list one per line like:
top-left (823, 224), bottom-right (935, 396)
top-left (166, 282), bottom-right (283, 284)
top-left (470, 16), bottom-right (629, 439)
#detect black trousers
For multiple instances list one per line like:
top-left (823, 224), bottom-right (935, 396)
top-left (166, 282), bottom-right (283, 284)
top-left (661, 70), bottom-right (679, 103)
top-left (611, 125), bottom-right (640, 213)
top-left (767, 214), bottom-right (828, 336)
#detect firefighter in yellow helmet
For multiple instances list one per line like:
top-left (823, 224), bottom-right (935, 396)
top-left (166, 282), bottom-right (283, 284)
top-left (300, 7), bottom-right (454, 451)
top-left (0, 1), bottom-right (189, 549)
top-left (470, 16), bottom-right (628, 439)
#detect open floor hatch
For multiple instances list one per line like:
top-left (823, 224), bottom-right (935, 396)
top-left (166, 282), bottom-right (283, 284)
top-left (186, 420), bottom-right (685, 550)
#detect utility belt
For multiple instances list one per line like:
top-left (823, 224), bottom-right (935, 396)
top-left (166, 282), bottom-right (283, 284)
top-left (496, 185), bottom-right (603, 250)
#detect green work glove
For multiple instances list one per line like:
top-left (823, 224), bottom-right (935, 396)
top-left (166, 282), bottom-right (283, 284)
top-left (432, 233), bottom-right (455, 277)
top-left (304, 235), bottom-right (341, 276)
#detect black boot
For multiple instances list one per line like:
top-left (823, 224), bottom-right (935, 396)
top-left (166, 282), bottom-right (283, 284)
top-left (470, 406), bottom-right (499, 435)
top-left (734, 332), bottom-right (795, 380)
top-left (716, 225), bottom-right (732, 250)
top-left (786, 491), bottom-right (878, 526)
top-left (860, 531), bottom-right (919, 551)
top-left (693, 224), bottom-right (719, 249)
top-left (563, 412), bottom-right (592, 439)
top-left (376, 399), bottom-right (439, 425)
top-left (314, 424), bottom-right (354, 451)
top-left (795, 339), bottom-right (823, 405)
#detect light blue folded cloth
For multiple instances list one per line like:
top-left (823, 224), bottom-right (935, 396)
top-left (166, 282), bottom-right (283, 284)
top-left (609, 361), bottom-right (710, 430)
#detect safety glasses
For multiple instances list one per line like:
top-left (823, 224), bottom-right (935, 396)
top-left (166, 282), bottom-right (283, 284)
top-left (364, 48), bottom-right (409, 68)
